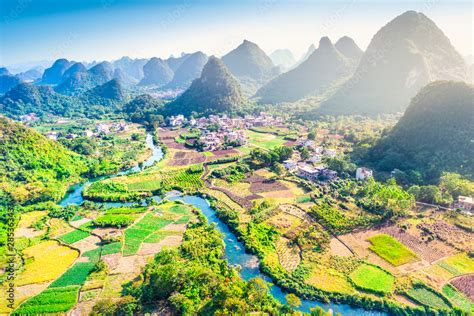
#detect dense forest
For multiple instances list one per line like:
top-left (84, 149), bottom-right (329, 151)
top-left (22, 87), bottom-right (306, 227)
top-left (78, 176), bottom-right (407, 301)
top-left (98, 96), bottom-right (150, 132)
top-left (0, 82), bottom-right (123, 119)
top-left (364, 81), bottom-right (473, 182)
top-left (0, 116), bottom-right (88, 204)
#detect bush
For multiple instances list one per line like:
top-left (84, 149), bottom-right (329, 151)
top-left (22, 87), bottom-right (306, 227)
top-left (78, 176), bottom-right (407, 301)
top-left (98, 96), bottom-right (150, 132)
top-left (94, 214), bottom-right (137, 228)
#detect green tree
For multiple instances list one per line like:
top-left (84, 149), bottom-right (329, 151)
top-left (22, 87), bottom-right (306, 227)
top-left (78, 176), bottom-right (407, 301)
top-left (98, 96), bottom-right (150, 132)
top-left (285, 293), bottom-right (301, 308)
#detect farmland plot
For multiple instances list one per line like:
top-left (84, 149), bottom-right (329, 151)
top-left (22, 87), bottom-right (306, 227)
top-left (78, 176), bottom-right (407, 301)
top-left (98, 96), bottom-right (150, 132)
top-left (450, 274), bottom-right (474, 301)
top-left (349, 263), bottom-right (395, 294)
top-left (275, 237), bottom-right (301, 272)
top-left (16, 240), bottom-right (78, 286)
top-left (13, 285), bottom-right (80, 315)
top-left (367, 234), bottom-right (418, 266)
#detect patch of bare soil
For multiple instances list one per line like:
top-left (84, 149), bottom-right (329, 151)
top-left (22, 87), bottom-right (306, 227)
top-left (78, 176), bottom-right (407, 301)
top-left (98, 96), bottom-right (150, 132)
top-left (92, 227), bottom-right (122, 239)
top-left (262, 190), bottom-right (294, 198)
top-left (424, 220), bottom-right (474, 252)
top-left (15, 227), bottom-right (44, 238)
top-left (71, 235), bottom-right (101, 253)
top-left (162, 223), bottom-right (187, 232)
top-left (112, 255), bottom-right (148, 274)
top-left (211, 149), bottom-right (239, 157)
top-left (396, 259), bottom-right (430, 274)
top-left (68, 301), bottom-right (95, 316)
top-left (137, 236), bottom-right (183, 256)
top-left (329, 238), bottom-right (352, 257)
top-left (102, 253), bottom-right (122, 270)
top-left (15, 283), bottom-right (48, 303)
top-left (451, 274), bottom-right (474, 301)
top-left (246, 193), bottom-right (263, 200)
top-left (69, 218), bottom-right (92, 229)
top-left (169, 150), bottom-right (206, 166)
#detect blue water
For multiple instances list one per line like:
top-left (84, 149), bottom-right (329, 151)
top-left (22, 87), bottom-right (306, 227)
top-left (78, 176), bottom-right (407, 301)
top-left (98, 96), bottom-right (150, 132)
top-left (59, 135), bottom-right (386, 316)
top-left (60, 133), bottom-right (163, 207)
top-left (168, 194), bottom-right (385, 316)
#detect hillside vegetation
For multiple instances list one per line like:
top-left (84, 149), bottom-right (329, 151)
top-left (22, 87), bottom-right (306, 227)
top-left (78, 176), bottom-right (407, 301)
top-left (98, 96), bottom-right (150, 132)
top-left (365, 81), bottom-right (474, 181)
top-left (0, 116), bottom-right (88, 203)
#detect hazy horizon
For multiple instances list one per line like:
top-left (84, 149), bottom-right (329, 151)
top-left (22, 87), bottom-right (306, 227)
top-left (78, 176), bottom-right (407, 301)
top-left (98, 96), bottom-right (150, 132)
top-left (1, 0), bottom-right (473, 69)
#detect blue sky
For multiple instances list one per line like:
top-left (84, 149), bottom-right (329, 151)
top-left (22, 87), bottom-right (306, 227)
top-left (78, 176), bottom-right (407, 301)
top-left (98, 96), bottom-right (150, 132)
top-left (1, 0), bottom-right (472, 67)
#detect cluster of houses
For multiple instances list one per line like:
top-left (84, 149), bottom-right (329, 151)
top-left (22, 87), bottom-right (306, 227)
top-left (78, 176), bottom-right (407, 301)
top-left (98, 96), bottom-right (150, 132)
top-left (198, 129), bottom-right (247, 151)
top-left (283, 160), bottom-right (338, 182)
top-left (19, 113), bottom-right (39, 125)
top-left (454, 196), bottom-right (473, 214)
top-left (94, 122), bottom-right (127, 135)
top-left (167, 112), bottom-right (284, 129)
top-left (283, 135), bottom-right (375, 184)
top-left (168, 113), bottom-right (284, 152)
top-left (295, 138), bottom-right (337, 163)
top-left (45, 122), bottom-right (128, 140)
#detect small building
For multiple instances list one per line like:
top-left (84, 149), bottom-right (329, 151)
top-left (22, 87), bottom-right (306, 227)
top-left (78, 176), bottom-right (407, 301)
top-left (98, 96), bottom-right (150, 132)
top-left (308, 154), bottom-right (322, 163)
top-left (45, 131), bottom-right (57, 140)
top-left (168, 115), bottom-right (185, 127)
top-left (454, 196), bottom-right (473, 212)
top-left (96, 123), bottom-right (110, 134)
top-left (320, 168), bottom-right (337, 181)
top-left (19, 113), bottom-right (39, 124)
top-left (283, 159), bottom-right (298, 171)
top-left (356, 167), bottom-right (373, 180)
top-left (297, 164), bottom-right (320, 182)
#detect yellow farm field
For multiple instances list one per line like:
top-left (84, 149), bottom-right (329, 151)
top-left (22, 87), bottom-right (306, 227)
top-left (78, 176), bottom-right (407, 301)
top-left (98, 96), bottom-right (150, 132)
top-left (306, 266), bottom-right (356, 294)
top-left (16, 240), bottom-right (78, 286)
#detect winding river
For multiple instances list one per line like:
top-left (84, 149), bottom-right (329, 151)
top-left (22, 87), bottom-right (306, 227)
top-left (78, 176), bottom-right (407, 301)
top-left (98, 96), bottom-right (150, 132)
top-left (59, 133), bottom-right (385, 315)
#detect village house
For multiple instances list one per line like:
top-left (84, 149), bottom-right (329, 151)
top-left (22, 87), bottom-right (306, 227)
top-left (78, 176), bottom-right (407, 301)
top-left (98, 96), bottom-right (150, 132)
top-left (189, 117), bottom-right (197, 127)
top-left (283, 159), bottom-right (298, 171)
top-left (297, 164), bottom-right (321, 182)
top-left (111, 122), bottom-right (127, 132)
top-left (454, 196), bottom-right (473, 213)
top-left (320, 168), bottom-right (338, 181)
top-left (168, 115), bottom-right (186, 127)
top-left (19, 113), bottom-right (39, 124)
top-left (45, 131), bottom-right (58, 140)
top-left (356, 167), bottom-right (373, 180)
top-left (308, 154), bottom-right (322, 163)
top-left (96, 123), bottom-right (110, 134)
top-left (295, 163), bottom-right (337, 182)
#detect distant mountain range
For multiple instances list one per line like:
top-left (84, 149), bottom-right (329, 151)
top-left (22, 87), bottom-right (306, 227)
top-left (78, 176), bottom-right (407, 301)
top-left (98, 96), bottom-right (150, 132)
top-left (139, 57), bottom-right (174, 86)
top-left (166, 56), bottom-right (243, 116)
top-left (0, 68), bottom-right (22, 94)
top-left (0, 78), bottom-right (125, 119)
top-left (165, 51), bottom-right (208, 89)
top-left (295, 44), bottom-right (316, 67)
top-left (365, 80), bottom-right (474, 180)
top-left (41, 59), bottom-right (75, 84)
top-left (270, 49), bottom-right (296, 71)
top-left (255, 37), bottom-right (354, 104)
top-left (334, 36), bottom-right (363, 63)
top-left (319, 11), bottom-right (467, 115)
top-left (0, 10), bottom-right (471, 121)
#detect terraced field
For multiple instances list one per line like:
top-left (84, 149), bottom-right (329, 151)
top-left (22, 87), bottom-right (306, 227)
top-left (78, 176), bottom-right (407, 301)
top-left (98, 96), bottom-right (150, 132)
top-left (367, 234), bottom-right (419, 266)
top-left (349, 264), bottom-right (395, 294)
